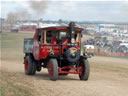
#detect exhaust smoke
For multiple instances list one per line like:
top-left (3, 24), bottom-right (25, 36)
top-left (5, 0), bottom-right (50, 29)
top-left (29, 0), bottom-right (49, 15)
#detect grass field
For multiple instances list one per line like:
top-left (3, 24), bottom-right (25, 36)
top-left (1, 32), bottom-right (34, 61)
top-left (0, 32), bottom-right (128, 96)
top-left (95, 54), bottom-right (128, 60)
top-left (0, 32), bottom-right (36, 96)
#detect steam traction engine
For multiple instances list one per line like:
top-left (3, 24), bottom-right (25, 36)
top-left (24, 22), bottom-right (90, 81)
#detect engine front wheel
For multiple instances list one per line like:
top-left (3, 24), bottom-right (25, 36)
top-left (79, 59), bottom-right (90, 80)
top-left (24, 55), bottom-right (36, 75)
top-left (48, 59), bottom-right (58, 81)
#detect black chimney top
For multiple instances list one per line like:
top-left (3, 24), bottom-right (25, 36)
top-left (69, 22), bottom-right (75, 27)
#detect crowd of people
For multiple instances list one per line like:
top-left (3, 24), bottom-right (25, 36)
top-left (84, 37), bottom-right (128, 54)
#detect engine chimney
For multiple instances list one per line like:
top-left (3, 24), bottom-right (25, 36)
top-left (69, 22), bottom-right (75, 44)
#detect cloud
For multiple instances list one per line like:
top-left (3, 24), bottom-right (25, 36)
top-left (43, 1), bottom-right (123, 21)
top-left (61, 1), bottom-right (77, 7)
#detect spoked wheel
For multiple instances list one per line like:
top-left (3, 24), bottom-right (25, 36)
top-left (24, 55), bottom-right (36, 75)
top-left (48, 59), bottom-right (58, 81)
top-left (79, 59), bottom-right (90, 80)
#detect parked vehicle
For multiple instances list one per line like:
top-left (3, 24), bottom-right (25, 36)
top-left (11, 28), bottom-right (19, 32)
top-left (84, 45), bottom-right (94, 56)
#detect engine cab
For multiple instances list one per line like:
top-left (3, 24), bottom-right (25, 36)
top-left (33, 22), bottom-right (83, 62)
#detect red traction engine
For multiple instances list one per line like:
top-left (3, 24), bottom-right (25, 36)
top-left (24, 22), bottom-right (90, 81)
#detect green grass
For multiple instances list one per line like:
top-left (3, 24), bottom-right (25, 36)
top-left (95, 54), bottom-right (128, 60)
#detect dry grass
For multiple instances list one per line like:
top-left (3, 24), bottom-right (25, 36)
top-left (0, 69), bottom-right (37, 96)
top-left (89, 56), bottom-right (128, 73)
top-left (0, 32), bottom-right (34, 61)
top-left (0, 32), bottom-right (128, 96)
top-left (0, 32), bottom-right (36, 96)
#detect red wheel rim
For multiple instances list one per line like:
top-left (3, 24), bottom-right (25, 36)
top-left (49, 63), bottom-right (53, 77)
top-left (25, 60), bottom-right (28, 72)
top-left (80, 64), bottom-right (85, 76)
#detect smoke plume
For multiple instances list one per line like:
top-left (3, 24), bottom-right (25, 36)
top-left (6, 10), bottom-right (32, 29)
top-left (5, 0), bottom-right (50, 29)
top-left (6, 12), bottom-right (18, 29)
top-left (29, 1), bottom-right (49, 15)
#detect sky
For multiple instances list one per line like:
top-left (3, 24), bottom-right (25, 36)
top-left (1, 0), bottom-right (128, 22)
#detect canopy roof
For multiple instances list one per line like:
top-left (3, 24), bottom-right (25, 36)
top-left (36, 26), bottom-right (84, 32)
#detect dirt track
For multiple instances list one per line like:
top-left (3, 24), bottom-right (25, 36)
top-left (1, 32), bottom-right (128, 96)
top-left (1, 56), bottom-right (128, 96)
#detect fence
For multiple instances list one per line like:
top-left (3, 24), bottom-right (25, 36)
top-left (94, 50), bottom-right (128, 57)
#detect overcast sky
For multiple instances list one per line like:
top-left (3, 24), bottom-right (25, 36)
top-left (1, 0), bottom-right (128, 22)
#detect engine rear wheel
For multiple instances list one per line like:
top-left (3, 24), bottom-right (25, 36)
top-left (24, 55), bottom-right (36, 75)
top-left (48, 59), bottom-right (58, 81)
top-left (79, 59), bottom-right (90, 80)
